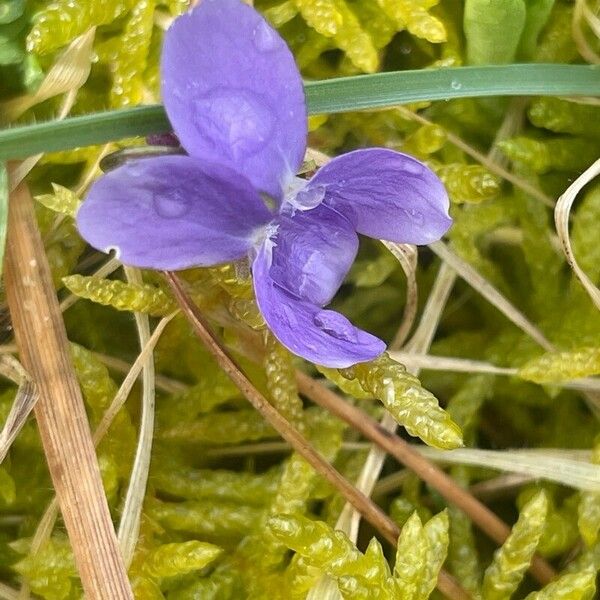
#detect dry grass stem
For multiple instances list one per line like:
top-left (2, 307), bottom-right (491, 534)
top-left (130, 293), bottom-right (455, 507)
top-left (204, 440), bottom-right (598, 492)
top-left (117, 267), bottom-right (157, 567)
top-left (7, 32), bottom-right (95, 192)
top-left (0, 355), bottom-right (29, 384)
top-left (0, 380), bottom-right (37, 464)
top-left (93, 314), bottom-right (175, 445)
top-left (4, 182), bottom-right (132, 598)
top-left (0, 29), bottom-right (95, 123)
top-left (93, 351), bottom-right (187, 395)
top-left (389, 351), bottom-right (600, 393)
top-left (554, 157), bottom-right (600, 311)
top-left (417, 446), bottom-right (600, 492)
top-left (0, 581), bottom-right (19, 600)
top-left (383, 242), bottom-right (418, 348)
top-left (335, 262), bottom-right (456, 548)
top-left (27, 313), bottom-right (175, 578)
top-left (573, 0), bottom-right (600, 63)
top-left (469, 474), bottom-right (538, 501)
top-left (487, 97), bottom-right (528, 167)
top-left (430, 241), bottom-right (553, 349)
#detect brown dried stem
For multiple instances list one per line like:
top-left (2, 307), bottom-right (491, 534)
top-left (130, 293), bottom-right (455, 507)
top-left (164, 271), bottom-right (470, 600)
top-left (4, 182), bottom-right (132, 599)
top-left (296, 371), bottom-right (557, 587)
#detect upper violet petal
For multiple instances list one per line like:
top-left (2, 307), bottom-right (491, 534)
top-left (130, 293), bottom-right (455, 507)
top-left (269, 204), bottom-right (358, 306)
top-left (308, 148), bottom-right (452, 245)
top-left (161, 0), bottom-right (307, 200)
top-left (253, 246), bottom-right (386, 368)
top-left (77, 155), bottom-right (272, 270)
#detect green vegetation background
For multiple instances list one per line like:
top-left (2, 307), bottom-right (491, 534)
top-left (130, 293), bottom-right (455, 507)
top-left (0, 0), bottom-right (599, 598)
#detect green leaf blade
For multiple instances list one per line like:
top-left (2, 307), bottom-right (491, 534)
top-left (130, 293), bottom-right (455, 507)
top-left (0, 65), bottom-right (599, 160)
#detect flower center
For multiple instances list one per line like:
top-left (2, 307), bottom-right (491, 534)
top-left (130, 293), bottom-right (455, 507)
top-left (250, 221), bottom-right (279, 264)
top-left (282, 177), bottom-right (326, 213)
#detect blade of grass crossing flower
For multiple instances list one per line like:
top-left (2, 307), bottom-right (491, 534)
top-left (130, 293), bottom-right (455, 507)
top-left (0, 163), bottom-right (7, 279)
top-left (1, 65), bottom-right (600, 160)
top-left (305, 65), bottom-right (600, 113)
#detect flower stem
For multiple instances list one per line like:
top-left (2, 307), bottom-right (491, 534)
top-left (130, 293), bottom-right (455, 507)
top-left (164, 271), bottom-right (470, 600)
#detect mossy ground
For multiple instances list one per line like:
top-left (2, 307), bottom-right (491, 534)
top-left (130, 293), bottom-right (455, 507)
top-left (0, 0), bottom-right (599, 598)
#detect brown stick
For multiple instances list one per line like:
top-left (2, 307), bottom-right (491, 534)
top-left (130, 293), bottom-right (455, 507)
top-left (296, 371), bottom-right (557, 587)
top-left (164, 272), bottom-right (470, 600)
top-left (4, 182), bottom-right (133, 599)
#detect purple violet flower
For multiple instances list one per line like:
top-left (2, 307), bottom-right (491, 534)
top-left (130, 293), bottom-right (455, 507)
top-left (76, 0), bottom-right (452, 368)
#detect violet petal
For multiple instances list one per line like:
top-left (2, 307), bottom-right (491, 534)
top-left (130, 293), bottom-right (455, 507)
top-left (161, 0), bottom-right (307, 200)
top-left (269, 204), bottom-right (358, 306)
top-left (253, 245), bottom-right (386, 368)
top-left (77, 155), bottom-right (272, 270)
top-left (308, 148), bottom-right (452, 245)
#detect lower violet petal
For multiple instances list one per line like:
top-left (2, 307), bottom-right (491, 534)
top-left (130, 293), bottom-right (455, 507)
top-left (269, 204), bottom-right (358, 306)
top-left (77, 155), bottom-right (272, 270)
top-left (308, 148), bottom-right (452, 245)
top-left (253, 245), bottom-right (385, 368)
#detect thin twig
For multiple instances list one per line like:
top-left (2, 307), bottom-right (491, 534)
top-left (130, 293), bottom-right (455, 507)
top-left (163, 271), bottom-right (469, 600)
top-left (296, 371), bottom-right (557, 587)
top-left (4, 182), bottom-right (133, 599)
top-left (93, 351), bottom-right (187, 394)
top-left (164, 272), bottom-right (398, 541)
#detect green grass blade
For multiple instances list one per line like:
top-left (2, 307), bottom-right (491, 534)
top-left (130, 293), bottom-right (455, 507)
top-left (0, 163), bottom-right (8, 278)
top-left (305, 64), bottom-right (600, 113)
top-left (0, 64), bottom-right (598, 160)
top-left (0, 106), bottom-right (171, 160)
